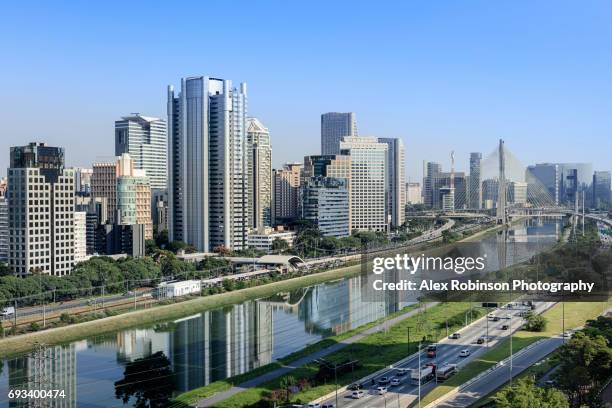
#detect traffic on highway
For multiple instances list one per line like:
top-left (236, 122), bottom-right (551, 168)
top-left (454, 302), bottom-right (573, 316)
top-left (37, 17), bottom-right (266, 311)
top-left (316, 301), bottom-right (554, 408)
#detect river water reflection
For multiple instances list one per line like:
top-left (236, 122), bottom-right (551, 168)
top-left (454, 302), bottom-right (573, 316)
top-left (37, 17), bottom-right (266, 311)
top-left (0, 218), bottom-right (562, 407)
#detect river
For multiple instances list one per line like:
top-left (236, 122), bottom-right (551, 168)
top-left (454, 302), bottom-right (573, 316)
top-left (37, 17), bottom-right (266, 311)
top-left (0, 218), bottom-right (563, 407)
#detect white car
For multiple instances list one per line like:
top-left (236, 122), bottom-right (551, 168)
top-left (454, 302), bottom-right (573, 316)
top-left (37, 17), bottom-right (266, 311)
top-left (459, 349), bottom-right (471, 357)
top-left (377, 386), bottom-right (388, 395)
top-left (352, 390), bottom-right (365, 399)
top-left (390, 377), bottom-right (401, 386)
top-left (307, 404), bottom-right (320, 408)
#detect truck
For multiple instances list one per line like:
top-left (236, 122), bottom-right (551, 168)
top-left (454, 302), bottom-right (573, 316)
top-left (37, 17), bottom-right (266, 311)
top-left (436, 364), bottom-right (457, 381)
top-left (1, 306), bottom-right (15, 319)
top-left (411, 365), bottom-right (435, 385)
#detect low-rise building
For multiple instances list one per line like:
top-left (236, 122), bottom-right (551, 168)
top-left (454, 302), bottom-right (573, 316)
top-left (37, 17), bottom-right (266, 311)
top-left (156, 280), bottom-right (201, 298)
top-left (247, 227), bottom-right (296, 252)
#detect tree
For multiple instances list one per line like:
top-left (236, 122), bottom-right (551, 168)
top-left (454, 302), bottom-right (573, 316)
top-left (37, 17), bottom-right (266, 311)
top-left (272, 238), bottom-right (289, 252)
top-left (493, 376), bottom-right (569, 408)
top-left (0, 263), bottom-right (11, 277)
top-left (115, 351), bottom-right (174, 408)
top-left (145, 240), bottom-right (158, 256)
top-left (279, 375), bottom-right (297, 403)
top-left (166, 240), bottom-right (188, 253)
top-left (555, 332), bottom-right (612, 407)
top-left (155, 229), bottom-right (169, 249)
top-left (524, 312), bottom-right (547, 332)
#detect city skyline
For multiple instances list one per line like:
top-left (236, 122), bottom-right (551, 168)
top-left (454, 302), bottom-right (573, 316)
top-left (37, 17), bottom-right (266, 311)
top-left (1, 2), bottom-right (611, 180)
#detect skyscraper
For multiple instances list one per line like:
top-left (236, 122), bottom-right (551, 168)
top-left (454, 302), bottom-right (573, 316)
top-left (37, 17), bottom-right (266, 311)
top-left (593, 171), bottom-right (611, 209)
top-left (405, 182), bottom-right (422, 205)
top-left (272, 163), bottom-right (303, 224)
top-left (302, 154), bottom-right (352, 230)
top-left (91, 161), bottom-right (117, 223)
top-left (0, 192), bottom-right (7, 263)
top-left (73, 167), bottom-right (93, 194)
top-left (340, 136), bottom-right (387, 231)
top-left (74, 211), bottom-right (87, 262)
top-left (469, 152), bottom-right (482, 209)
top-left (508, 181), bottom-right (528, 205)
top-left (423, 162), bottom-right (441, 208)
top-left (8, 142), bottom-right (75, 276)
top-left (526, 163), bottom-right (559, 205)
top-left (321, 112), bottom-right (357, 155)
top-left (378, 138), bottom-right (406, 227)
top-left (246, 118), bottom-right (272, 230)
top-left (168, 76), bottom-right (249, 251)
top-left (116, 154), bottom-right (153, 239)
top-left (300, 177), bottom-right (350, 238)
top-left (115, 114), bottom-right (168, 191)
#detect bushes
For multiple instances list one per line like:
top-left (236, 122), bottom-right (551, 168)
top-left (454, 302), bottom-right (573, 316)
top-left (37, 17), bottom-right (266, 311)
top-left (524, 312), bottom-right (547, 332)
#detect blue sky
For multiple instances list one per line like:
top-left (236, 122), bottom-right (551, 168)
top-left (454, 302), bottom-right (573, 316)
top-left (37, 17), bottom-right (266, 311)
top-left (1, 1), bottom-right (611, 180)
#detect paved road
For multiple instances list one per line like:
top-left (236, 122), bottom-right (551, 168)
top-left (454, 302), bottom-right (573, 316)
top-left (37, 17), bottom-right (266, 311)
top-left (195, 302), bottom-right (440, 407)
top-left (435, 336), bottom-right (564, 407)
top-left (318, 302), bottom-right (555, 408)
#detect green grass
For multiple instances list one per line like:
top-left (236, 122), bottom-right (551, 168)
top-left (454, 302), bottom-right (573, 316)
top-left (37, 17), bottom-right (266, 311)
top-left (0, 264), bottom-right (364, 359)
top-left (516, 301), bottom-right (610, 338)
top-left (417, 335), bottom-right (545, 407)
top-left (418, 301), bottom-right (611, 407)
top-left (209, 303), bottom-right (485, 408)
top-left (172, 303), bottom-right (421, 406)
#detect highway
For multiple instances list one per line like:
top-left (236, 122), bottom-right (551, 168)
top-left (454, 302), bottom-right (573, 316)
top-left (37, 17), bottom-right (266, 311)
top-left (317, 302), bottom-right (555, 408)
top-left (435, 336), bottom-right (564, 407)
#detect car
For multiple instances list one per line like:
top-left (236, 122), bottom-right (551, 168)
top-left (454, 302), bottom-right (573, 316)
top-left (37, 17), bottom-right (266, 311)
top-left (377, 376), bottom-right (390, 385)
top-left (450, 332), bottom-right (461, 339)
top-left (501, 324), bottom-right (509, 330)
top-left (492, 316), bottom-right (500, 322)
top-left (476, 337), bottom-right (485, 344)
top-left (562, 331), bottom-right (572, 338)
top-left (347, 383), bottom-right (363, 391)
top-left (459, 349), bottom-right (471, 357)
top-left (307, 404), bottom-right (321, 408)
top-left (395, 368), bottom-right (409, 377)
top-left (322, 405), bottom-right (334, 408)
top-left (426, 344), bottom-right (437, 357)
top-left (390, 378), bottom-right (401, 386)
top-left (351, 390), bottom-right (365, 399)
top-left (377, 386), bottom-right (388, 395)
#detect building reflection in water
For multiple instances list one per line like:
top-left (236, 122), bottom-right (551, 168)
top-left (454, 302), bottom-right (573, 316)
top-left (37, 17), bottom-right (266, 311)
top-left (7, 344), bottom-right (77, 408)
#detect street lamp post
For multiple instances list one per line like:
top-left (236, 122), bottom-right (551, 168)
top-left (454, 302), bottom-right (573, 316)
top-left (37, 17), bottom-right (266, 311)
top-left (418, 341), bottom-right (422, 408)
top-left (334, 364), bottom-right (338, 408)
top-left (407, 326), bottom-right (411, 355)
top-left (486, 307), bottom-right (489, 348)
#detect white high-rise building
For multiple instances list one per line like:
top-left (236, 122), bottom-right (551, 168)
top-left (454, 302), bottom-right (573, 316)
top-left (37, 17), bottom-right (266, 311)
top-left (379, 138), bottom-right (406, 227)
top-left (168, 76), bottom-right (249, 251)
top-left (340, 136), bottom-right (387, 232)
top-left (8, 142), bottom-right (75, 276)
top-left (246, 118), bottom-right (272, 230)
top-left (405, 182), bottom-right (422, 204)
top-left (74, 211), bottom-right (87, 262)
top-left (74, 167), bottom-right (93, 193)
top-left (115, 114), bottom-right (168, 191)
